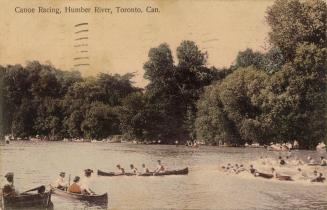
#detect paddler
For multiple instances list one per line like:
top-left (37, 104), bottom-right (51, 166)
top-left (116, 164), bottom-right (125, 174)
top-left (80, 169), bottom-right (95, 195)
top-left (278, 156), bottom-right (286, 165)
top-left (320, 157), bottom-right (327, 166)
top-left (54, 172), bottom-right (68, 190)
top-left (236, 164), bottom-right (246, 174)
top-left (130, 164), bottom-right (138, 174)
top-left (307, 156), bottom-right (316, 165)
top-left (271, 168), bottom-right (278, 178)
top-left (310, 170), bottom-right (325, 182)
top-left (67, 176), bottom-right (82, 194)
top-left (154, 160), bottom-right (165, 173)
top-left (141, 163), bottom-right (150, 174)
top-left (249, 165), bottom-right (257, 175)
top-left (295, 168), bottom-right (308, 180)
top-left (2, 172), bottom-right (18, 197)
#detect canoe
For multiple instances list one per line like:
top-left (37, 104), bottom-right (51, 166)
top-left (254, 172), bottom-right (274, 179)
top-left (307, 163), bottom-right (320, 166)
top-left (1, 190), bottom-right (52, 209)
top-left (97, 167), bottom-right (189, 176)
top-left (311, 177), bottom-right (326, 182)
top-left (51, 187), bottom-right (108, 205)
top-left (276, 174), bottom-right (293, 181)
top-left (97, 170), bottom-right (134, 176)
top-left (141, 167), bottom-right (189, 176)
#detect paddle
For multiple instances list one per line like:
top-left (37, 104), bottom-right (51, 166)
top-left (21, 185), bottom-right (45, 194)
top-left (68, 174), bottom-right (71, 187)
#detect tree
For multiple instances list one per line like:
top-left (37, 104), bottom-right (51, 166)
top-left (196, 67), bottom-right (271, 145)
top-left (235, 48), bottom-right (285, 74)
top-left (235, 48), bottom-right (265, 69)
top-left (142, 41), bottom-right (221, 142)
top-left (81, 102), bottom-right (120, 139)
top-left (195, 85), bottom-right (239, 145)
top-left (266, 0), bottom-right (327, 61)
top-left (119, 92), bottom-right (161, 140)
top-left (143, 43), bottom-right (186, 141)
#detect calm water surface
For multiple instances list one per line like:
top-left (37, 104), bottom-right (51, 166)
top-left (1, 141), bottom-right (327, 210)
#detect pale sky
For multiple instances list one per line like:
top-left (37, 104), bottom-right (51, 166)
top-left (0, 0), bottom-right (274, 87)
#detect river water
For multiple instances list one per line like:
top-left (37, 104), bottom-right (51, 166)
top-left (0, 141), bottom-right (327, 209)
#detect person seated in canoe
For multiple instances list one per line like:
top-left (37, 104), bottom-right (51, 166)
top-left (310, 171), bottom-right (325, 182)
top-left (130, 164), bottom-right (138, 174)
top-left (154, 160), bottom-right (165, 173)
top-left (116, 164), bottom-right (125, 175)
top-left (320, 157), bottom-right (327, 166)
top-left (54, 172), bottom-right (68, 190)
top-left (307, 156), bottom-right (316, 165)
top-left (141, 163), bottom-right (150, 174)
top-left (260, 156), bottom-right (266, 165)
top-left (291, 157), bottom-right (303, 166)
top-left (80, 169), bottom-right (95, 195)
top-left (294, 168), bottom-right (308, 180)
top-left (2, 172), bottom-right (19, 197)
top-left (231, 164), bottom-right (240, 173)
top-left (271, 168), bottom-right (292, 181)
top-left (68, 176), bottom-right (82, 194)
top-left (271, 167), bottom-right (280, 177)
top-left (278, 156), bottom-right (286, 166)
top-left (249, 165), bottom-right (257, 175)
top-left (236, 164), bottom-right (246, 174)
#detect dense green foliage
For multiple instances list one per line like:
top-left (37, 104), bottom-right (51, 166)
top-left (141, 41), bottom-right (226, 142)
top-left (0, 62), bottom-right (138, 140)
top-left (0, 0), bottom-right (325, 149)
top-left (196, 0), bottom-right (327, 149)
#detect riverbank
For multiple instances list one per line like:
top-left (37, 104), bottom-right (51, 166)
top-left (3, 136), bottom-right (326, 152)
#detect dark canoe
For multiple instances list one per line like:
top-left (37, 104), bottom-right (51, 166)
top-left (1, 190), bottom-right (52, 209)
top-left (311, 177), bottom-right (326, 182)
top-left (277, 174), bottom-right (293, 181)
top-left (97, 167), bottom-right (189, 176)
top-left (142, 167), bottom-right (189, 176)
top-left (51, 187), bottom-right (108, 205)
top-left (307, 163), bottom-right (320, 166)
top-left (254, 172), bottom-right (274, 179)
top-left (97, 170), bottom-right (135, 176)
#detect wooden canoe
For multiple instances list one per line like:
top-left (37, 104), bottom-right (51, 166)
top-left (97, 170), bottom-right (135, 176)
top-left (51, 187), bottom-right (108, 205)
top-left (307, 163), bottom-right (320, 166)
top-left (254, 172), bottom-right (274, 179)
top-left (276, 174), bottom-right (293, 181)
top-left (142, 167), bottom-right (189, 176)
top-left (1, 190), bottom-right (52, 209)
top-left (97, 167), bottom-right (189, 176)
top-left (311, 177), bottom-right (326, 182)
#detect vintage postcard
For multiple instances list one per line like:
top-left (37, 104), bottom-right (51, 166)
top-left (0, 0), bottom-right (327, 209)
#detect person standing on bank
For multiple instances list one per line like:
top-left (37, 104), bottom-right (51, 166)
top-left (2, 172), bottom-right (18, 197)
top-left (80, 169), bottom-right (95, 195)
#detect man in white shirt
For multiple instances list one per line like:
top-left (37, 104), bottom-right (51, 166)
top-left (141, 163), bottom-right (150, 174)
top-left (54, 172), bottom-right (67, 190)
top-left (154, 160), bottom-right (165, 173)
top-left (2, 172), bottom-right (19, 196)
top-left (80, 169), bottom-right (95, 195)
top-left (320, 157), bottom-right (327, 166)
